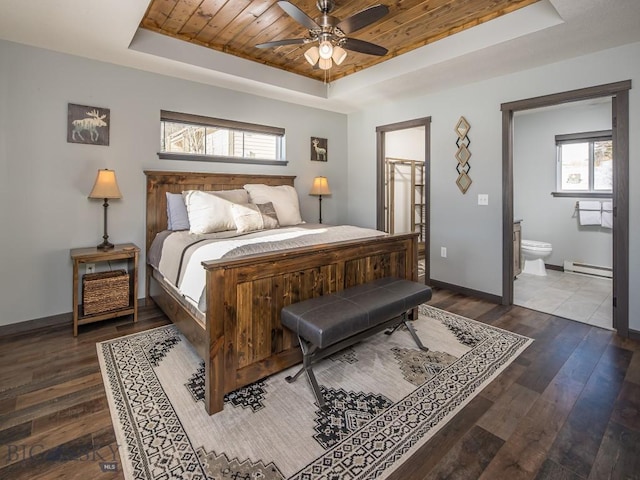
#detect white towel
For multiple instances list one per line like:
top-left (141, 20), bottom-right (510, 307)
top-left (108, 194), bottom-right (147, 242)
top-left (578, 200), bottom-right (601, 226)
top-left (601, 201), bottom-right (613, 228)
top-left (578, 200), bottom-right (602, 211)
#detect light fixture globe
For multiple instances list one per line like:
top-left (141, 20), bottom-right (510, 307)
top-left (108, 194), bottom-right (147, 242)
top-left (318, 58), bottom-right (332, 70)
top-left (331, 45), bottom-right (347, 65)
top-left (304, 46), bottom-right (320, 66)
top-left (318, 40), bottom-right (333, 60)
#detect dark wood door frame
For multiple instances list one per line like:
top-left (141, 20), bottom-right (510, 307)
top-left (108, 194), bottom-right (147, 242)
top-left (376, 117), bottom-right (432, 283)
top-left (501, 80), bottom-right (631, 337)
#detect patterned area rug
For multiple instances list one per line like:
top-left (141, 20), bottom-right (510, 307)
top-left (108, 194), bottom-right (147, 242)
top-left (97, 305), bottom-right (532, 480)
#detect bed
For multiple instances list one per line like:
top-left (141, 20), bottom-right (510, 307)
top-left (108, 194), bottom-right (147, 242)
top-left (145, 170), bottom-right (420, 414)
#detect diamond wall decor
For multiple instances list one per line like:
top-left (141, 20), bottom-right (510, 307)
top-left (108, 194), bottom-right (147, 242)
top-left (455, 116), bottom-right (472, 193)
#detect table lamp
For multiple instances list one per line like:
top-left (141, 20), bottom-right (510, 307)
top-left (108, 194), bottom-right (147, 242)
top-left (309, 176), bottom-right (331, 224)
top-left (89, 169), bottom-right (122, 250)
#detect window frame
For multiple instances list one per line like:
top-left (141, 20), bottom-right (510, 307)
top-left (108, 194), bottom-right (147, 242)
top-left (158, 110), bottom-right (287, 166)
top-left (552, 129), bottom-right (612, 198)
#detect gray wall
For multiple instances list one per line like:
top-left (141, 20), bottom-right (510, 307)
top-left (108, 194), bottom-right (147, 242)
top-left (514, 101), bottom-right (612, 268)
top-left (0, 39), bottom-right (348, 326)
top-left (346, 41), bottom-right (640, 331)
top-left (2, 38), bottom-right (639, 333)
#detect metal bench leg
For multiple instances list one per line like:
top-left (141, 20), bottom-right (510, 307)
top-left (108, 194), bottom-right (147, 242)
top-left (384, 323), bottom-right (403, 336)
top-left (285, 336), bottom-right (328, 410)
top-left (304, 365), bottom-right (326, 410)
top-left (384, 312), bottom-right (429, 352)
top-left (403, 314), bottom-right (429, 352)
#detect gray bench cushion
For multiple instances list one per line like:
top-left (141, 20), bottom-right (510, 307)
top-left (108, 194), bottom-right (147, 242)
top-left (281, 277), bottom-right (432, 348)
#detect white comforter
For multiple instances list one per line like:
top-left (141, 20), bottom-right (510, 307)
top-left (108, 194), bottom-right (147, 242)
top-left (154, 224), bottom-right (386, 307)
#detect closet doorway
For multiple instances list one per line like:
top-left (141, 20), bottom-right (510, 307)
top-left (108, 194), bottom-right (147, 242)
top-left (501, 81), bottom-right (630, 337)
top-left (376, 117), bottom-right (431, 284)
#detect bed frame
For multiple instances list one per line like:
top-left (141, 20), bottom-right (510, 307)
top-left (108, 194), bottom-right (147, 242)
top-left (145, 170), bottom-right (420, 414)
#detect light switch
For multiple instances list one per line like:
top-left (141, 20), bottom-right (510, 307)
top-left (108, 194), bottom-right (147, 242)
top-left (478, 194), bottom-right (489, 206)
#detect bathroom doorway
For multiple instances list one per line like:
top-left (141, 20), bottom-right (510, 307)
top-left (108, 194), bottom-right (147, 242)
top-left (513, 99), bottom-right (613, 328)
top-left (501, 81), bottom-right (630, 337)
top-left (376, 117), bottom-right (431, 283)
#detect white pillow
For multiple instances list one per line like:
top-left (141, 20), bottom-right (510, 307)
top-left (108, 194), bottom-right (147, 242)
top-left (183, 190), bottom-right (241, 234)
top-left (243, 184), bottom-right (303, 226)
top-left (231, 202), bottom-right (279, 234)
top-left (208, 188), bottom-right (250, 205)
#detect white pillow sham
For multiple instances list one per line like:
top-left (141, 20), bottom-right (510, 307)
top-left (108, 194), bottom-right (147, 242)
top-left (183, 189), bottom-right (249, 234)
top-left (208, 188), bottom-right (250, 205)
top-left (231, 202), bottom-right (279, 234)
top-left (243, 184), bottom-right (303, 226)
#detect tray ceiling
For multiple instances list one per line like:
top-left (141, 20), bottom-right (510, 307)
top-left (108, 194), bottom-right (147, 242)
top-left (140, 0), bottom-right (540, 82)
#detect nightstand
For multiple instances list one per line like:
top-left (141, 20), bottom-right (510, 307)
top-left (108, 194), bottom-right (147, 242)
top-left (70, 243), bottom-right (139, 336)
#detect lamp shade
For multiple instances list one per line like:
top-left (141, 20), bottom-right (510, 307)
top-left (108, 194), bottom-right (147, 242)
top-left (89, 169), bottom-right (122, 199)
top-left (304, 46), bottom-right (320, 66)
top-left (318, 58), bottom-right (332, 71)
top-left (310, 176), bottom-right (331, 196)
top-left (332, 46), bottom-right (347, 65)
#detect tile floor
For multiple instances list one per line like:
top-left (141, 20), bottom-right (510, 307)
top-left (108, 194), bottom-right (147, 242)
top-left (514, 269), bottom-right (613, 329)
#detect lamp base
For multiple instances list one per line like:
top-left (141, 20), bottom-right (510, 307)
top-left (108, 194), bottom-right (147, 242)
top-left (97, 240), bottom-right (115, 251)
top-left (97, 198), bottom-right (114, 251)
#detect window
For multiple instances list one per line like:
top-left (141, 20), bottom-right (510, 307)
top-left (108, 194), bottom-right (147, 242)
top-left (159, 110), bottom-right (286, 165)
top-left (555, 130), bottom-right (612, 196)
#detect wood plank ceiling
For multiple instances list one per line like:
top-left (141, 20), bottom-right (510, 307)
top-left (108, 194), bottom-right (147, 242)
top-left (140, 0), bottom-right (540, 82)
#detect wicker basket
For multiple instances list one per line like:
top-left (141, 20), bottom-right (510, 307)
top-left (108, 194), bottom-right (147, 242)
top-left (83, 270), bottom-right (130, 316)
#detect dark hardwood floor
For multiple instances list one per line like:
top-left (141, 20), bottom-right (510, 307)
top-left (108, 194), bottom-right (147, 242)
top-left (1, 288), bottom-right (638, 479)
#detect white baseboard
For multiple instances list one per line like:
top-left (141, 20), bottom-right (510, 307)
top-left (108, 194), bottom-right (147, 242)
top-left (563, 260), bottom-right (613, 278)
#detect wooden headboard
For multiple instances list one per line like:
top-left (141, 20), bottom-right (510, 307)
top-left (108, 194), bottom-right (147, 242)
top-left (144, 170), bottom-right (296, 255)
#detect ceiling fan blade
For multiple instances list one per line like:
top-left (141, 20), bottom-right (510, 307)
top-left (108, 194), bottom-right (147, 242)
top-left (342, 37), bottom-right (388, 56)
top-left (277, 1), bottom-right (321, 31)
top-left (336, 4), bottom-right (389, 34)
top-left (255, 38), bottom-right (309, 49)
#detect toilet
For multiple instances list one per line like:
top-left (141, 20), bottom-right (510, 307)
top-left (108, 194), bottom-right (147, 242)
top-left (521, 239), bottom-right (553, 276)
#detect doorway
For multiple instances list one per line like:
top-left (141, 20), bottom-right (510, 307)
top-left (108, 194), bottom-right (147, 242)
top-left (501, 81), bottom-right (630, 337)
top-left (376, 117), bottom-right (431, 283)
top-left (513, 99), bottom-right (613, 328)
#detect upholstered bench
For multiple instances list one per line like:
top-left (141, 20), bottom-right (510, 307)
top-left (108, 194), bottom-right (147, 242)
top-left (281, 277), bottom-right (432, 409)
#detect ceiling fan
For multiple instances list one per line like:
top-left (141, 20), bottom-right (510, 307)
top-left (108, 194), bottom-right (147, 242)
top-left (256, 0), bottom-right (389, 71)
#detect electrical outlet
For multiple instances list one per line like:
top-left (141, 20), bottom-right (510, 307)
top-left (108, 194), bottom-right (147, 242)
top-left (440, 247), bottom-right (447, 258)
top-left (478, 194), bottom-right (489, 206)
top-left (86, 264), bottom-right (95, 274)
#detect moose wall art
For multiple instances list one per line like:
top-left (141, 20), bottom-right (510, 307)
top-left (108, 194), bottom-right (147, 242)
top-left (67, 104), bottom-right (110, 146)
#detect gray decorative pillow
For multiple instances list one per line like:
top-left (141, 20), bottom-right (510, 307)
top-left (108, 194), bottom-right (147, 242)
top-left (166, 192), bottom-right (190, 231)
top-left (257, 202), bottom-right (279, 225)
top-left (231, 202), bottom-right (279, 234)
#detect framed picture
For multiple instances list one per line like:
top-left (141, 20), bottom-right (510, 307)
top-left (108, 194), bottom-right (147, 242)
top-left (310, 137), bottom-right (328, 162)
top-left (67, 103), bottom-right (110, 146)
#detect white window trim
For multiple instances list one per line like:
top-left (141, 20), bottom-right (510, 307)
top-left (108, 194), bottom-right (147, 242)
top-left (552, 129), bottom-right (612, 198)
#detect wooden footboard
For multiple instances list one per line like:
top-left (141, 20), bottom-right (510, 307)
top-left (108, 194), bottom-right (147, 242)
top-left (202, 232), bottom-right (418, 414)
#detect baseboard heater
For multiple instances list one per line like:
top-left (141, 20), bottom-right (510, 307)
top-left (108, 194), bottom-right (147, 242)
top-left (563, 260), bottom-right (613, 278)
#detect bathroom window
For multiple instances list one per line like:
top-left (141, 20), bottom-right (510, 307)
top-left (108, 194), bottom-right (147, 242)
top-left (159, 110), bottom-right (286, 165)
top-left (554, 130), bottom-right (612, 197)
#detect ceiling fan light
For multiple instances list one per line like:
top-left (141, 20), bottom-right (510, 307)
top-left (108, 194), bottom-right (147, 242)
top-left (318, 58), bottom-right (332, 70)
top-left (304, 46), bottom-right (320, 66)
top-left (318, 40), bottom-right (333, 60)
top-left (332, 45), bottom-right (347, 65)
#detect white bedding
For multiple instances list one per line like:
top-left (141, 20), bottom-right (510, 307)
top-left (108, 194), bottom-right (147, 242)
top-left (153, 224), bottom-right (387, 308)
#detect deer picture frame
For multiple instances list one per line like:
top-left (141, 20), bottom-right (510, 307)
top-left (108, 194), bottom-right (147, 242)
top-left (67, 103), bottom-right (110, 146)
top-left (310, 137), bottom-right (328, 162)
